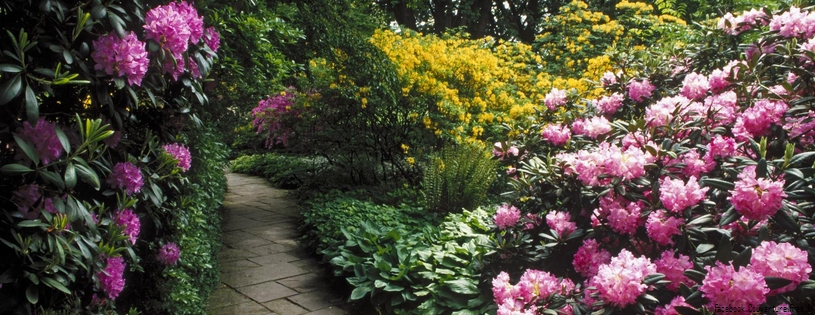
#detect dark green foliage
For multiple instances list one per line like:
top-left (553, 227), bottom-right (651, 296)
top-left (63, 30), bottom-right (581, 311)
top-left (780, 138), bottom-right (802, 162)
top-left (230, 153), bottom-right (318, 189)
top-left (422, 145), bottom-right (498, 214)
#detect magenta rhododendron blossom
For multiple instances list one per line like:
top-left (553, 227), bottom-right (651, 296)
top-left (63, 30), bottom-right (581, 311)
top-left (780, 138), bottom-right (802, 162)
top-left (601, 71), bottom-right (617, 86)
top-left (750, 241), bottom-right (811, 294)
top-left (592, 249), bottom-right (657, 307)
top-left (544, 88), bottom-right (567, 110)
top-left (492, 271), bottom-right (513, 304)
top-left (494, 204), bottom-right (520, 229)
top-left (732, 99), bottom-right (789, 140)
top-left (719, 9), bottom-right (768, 35)
top-left (14, 118), bottom-right (63, 165)
top-left (497, 300), bottom-right (536, 315)
top-left (769, 7), bottom-right (812, 38)
top-left (645, 96), bottom-right (694, 127)
top-left (628, 78), bottom-right (655, 102)
top-left (163, 143), bottom-right (192, 172)
top-left (115, 209), bottom-right (140, 245)
top-left (700, 262), bottom-right (768, 315)
top-left (681, 72), bottom-right (710, 100)
top-left (655, 296), bottom-right (693, 315)
top-left (158, 242), bottom-right (181, 265)
top-left (655, 251), bottom-right (693, 291)
top-left (108, 162), bottom-right (144, 195)
top-left (595, 92), bottom-right (624, 115)
top-left (573, 239), bottom-right (611, 277)
top-left (493, 142), bottom-right (519, 160)
top-left (91, 32), bottom-right (149, 86)
top-left (144, 1), bottom-right (204, 78)
top-left (516, 269), bottom-right (560, 301)
top-left (784, 110), bottom-right (815, 146)
top-left (253, 92), bottom-right (298, 147)
top-left (728, 165), bottom-right (786, 221)
top-left (97, 256), bottom-right (126, 300)
top-left (12, 184), bottom-right (43, 219)
top-left (659, 176), bottom-right (708, 213)
top-left (541, 123), bottom-right (571, 146)
top-left (646, 210), bottom-right (684, 245)
top-left (572, 116), bottom-right (610, 139)
top-left (545, 211), bottom-right (576, 237)
top-left (204, 26), bottom-right (220, 53)
top-left (705, 135), bottom-right (737, 161)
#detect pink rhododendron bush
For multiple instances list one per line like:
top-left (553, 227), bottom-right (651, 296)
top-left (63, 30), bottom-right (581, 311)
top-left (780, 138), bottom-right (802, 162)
top-left (489, 6), bottom-right (815, 315)
top-left (0, 0), bottom-right (223, 313)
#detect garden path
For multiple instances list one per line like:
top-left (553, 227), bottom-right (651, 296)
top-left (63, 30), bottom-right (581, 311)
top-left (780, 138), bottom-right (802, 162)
top-left (207, 173), bottom-right (348, 315)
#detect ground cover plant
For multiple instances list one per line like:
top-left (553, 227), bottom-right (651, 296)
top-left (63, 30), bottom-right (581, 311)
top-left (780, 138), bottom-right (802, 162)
top-left (488, 5), bottom-right (815, 315)
top-left (0, 0), bottom-right (227, 313)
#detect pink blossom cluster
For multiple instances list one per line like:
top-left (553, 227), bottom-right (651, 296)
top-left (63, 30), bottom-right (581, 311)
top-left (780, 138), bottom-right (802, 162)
top-left (163, 143), bottom-right (192, 172)
top-left (732, 99), bottom-right (789, 141)
top-left (492, 269), bottom-right (574, 315)
top-left (573, 239), bottom-right (611, 277)
top-left (594, 93), bottom-right (624, 115)
top-left (704, 135), bottom-right (737, 161)
top-left (108, 162), bottom-right (144, 195)
top-left (572, 116), bottom-right (611, 139)
top-left (750, 241), bottom-right (811, 294)
top-left (719, 8), bottom-right (769, 35)
top-left (544, 211), bottom-right (576, 237)
top-left (12, 184), bottom-right (57, 219)
top-left (204, 26), bottom-right (220, 54)
top-left (115, 209), bottom-right (140, 245)
top-left (628, 79), bottom-right (656, 102)
top-left (646, 210), bottom-right (684, 245)
top-left (493, 142), bottom-right (520, 160)
top-left (544, 88), bottom-right (567, 110)
top-left (784, 110), bottom-right (815, 146)
top-left (680, 72), bottom-right (710, 100)
top-left (645, 96), bottom-right (703, 127)
top-left (594, 192), bottom-right (642, 234)
top-left (655, 296), bottom-right (693, 315)
top-left (702, 91), bottom-right (739, 127)
top-left (91, 32), bottom-right (149, 86)
top-left (667, 150), bottom-right (715, 178)
top-left (158, 242), bottom-right (181, 265)
top-left (591, 249), bottom-right (657, 307)
top-left (541, 123), bottom-right (571, 146)
top-left (14, 118), bottom-right (63, 165)
top-left (601, 71), bottom-right (617, 86)
top-left (494, 204), bottom-right (521, 230)
top-left (769, 7), bottom-right (815, 38)
top-left (655, 251), bottom-right (693, 291)
top-left (97, 256), bottom-right (126, 300)
top-left (252, 92), bottom-right (298, 147)
top-left (700, 262), bottom-right (769, 315)
top-left (558, 142), bottom-right (653, 186)
top-left (659, 176), bottom-right (708, 213)
top-left (728, 165), bottom-right (786, 221)
top-left (144, 1), bottom-right (205, 79)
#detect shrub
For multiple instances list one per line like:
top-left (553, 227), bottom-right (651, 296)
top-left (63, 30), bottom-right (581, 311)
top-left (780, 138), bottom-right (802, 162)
top-left (488, 5), bottom-right (815, 315)
top-left (230, 153), bottom-right (318, 189)
top-left (422, 145), bottom-right (498, 213)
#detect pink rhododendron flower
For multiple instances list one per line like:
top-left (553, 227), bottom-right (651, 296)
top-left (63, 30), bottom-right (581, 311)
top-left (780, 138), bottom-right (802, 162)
top-left (523, 213), bottom-right (541, 230)
top-left (732, 99), bottom-right (788, 141)
top-left (681, 72), bottom-right (710, 100)
top-left (14, 118), bottom-right (63, 165)
top-left (12, 184), bottom-right (43, 219)
top-left (516, 269), bottom-right (560, 301)
top-left (607, 199), bottom-right (642, 235)
top-left (655, 296), bottom-right (693, 315)
top-left (660, 176), bottom-right (708, 213)
top-left (204, 26), bottom-right (220, 53)
top-left (784, 110), bottom-right (815, 146)
top-left (544, 88), bottom-right (567, 110)
top-left (655, 251), bottom-right (693, 291)
top-left (645, 96), bottom-right (694, 127)
top-left (115, 209), bottom-right (140, 245)
top-left (628, 79), bottom-right (655, 102)
top-left (572, 116), bottom-right (610, 139)
top-left (719, 9), bottom-right (768, 35)
top-left (573, 239), bottom-right (611, 277)
top-left (541, 123), bottom-right (571, 146)
top-left (144, 1), bottom-right (204, 78)
top-left (705, 135), bottom-right (737, 162)
top-left (592, 249), bottom-right (657, 307)
top-left (700, 262), bottom-right (768, 315)
top-left (494, 204), bottom-right (520, 229)
top-left (108, 162), bottom-right (144, 195)
top-left (769, 7), bottom-right (812, 38)
top-left (97, 256), bottom-right (126, 300)
top-left (545, 211), bottom-right (576, 238)
top-left (728, 165), bottom-right (786, 221)
top-left (595, 93), bottom-right (624, 115)
top-left (497, 300), bottom-right (536, 315)
top-left (158, 242), bottom-right (181, 265)
top-left (163, 143), bottom-right (192, 172)
top-left (702, 91), bottom-right (738, 127)
top-left (646, 210), bottom-right (685, 246)
top-left (91, 32), bottom-right (149, 86)
top-left (708, 68), bottom-right (729, 93)
top-left (492, 142), bottom-right (519, 160)
top-left (601, 71), bottom-right (617, 86)
top-left (492, 271), bottom-right (513, 304)
top-left (750, 241), bottom-right (811, 294)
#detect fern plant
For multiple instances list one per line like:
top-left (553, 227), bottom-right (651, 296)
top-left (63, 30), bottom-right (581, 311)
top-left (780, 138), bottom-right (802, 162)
top-left (422, 144), bottom-right (498, 214)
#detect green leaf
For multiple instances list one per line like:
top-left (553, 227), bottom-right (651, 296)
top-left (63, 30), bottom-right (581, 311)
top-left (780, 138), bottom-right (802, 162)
top-left (695, 243), bottom-right (714, 254)
top-left (687, 214), bottom-right (713, 226)
top-left (718, 207), bottom-right (740, 226)
top-left (1, 163), bottom-right (33, 175)
top-left (732, 247), bottom-right (752, 269)
top-left (14, 135), bottom-right (39, 165)
top-left (64, 163), bottom-right (77, 190)
top-left (643, 273), bottom-right (665, 285)
top-left (700, 177), bottom-right (734, 191)
top-left (26, 284), bottom-right (38, 304)
top-left (24, 83), bottom-right (38, 124)
top-left (17, 220), bottom-right (48, 228)
top-left (41, 171), bottom-right (65, 190)
top-left (684, 269), bottom-right (706, 283)
top-left (0, 73), bottom-right (22, 105)
top-left (765, 277), bottom-right (793, 289)
top-left (41, 277), bottom-right (70, 294)
top-left (446, 278), bottom-right (479, 295)
top-left (0, 63), bottom-right (23, 73)
top-left (350, 285), bottom-right (371, 300)
top-left (774, 209), bottom-right (799, 232)
top-left (74, 163), bottom-right (100, 189)
top-left (54, 126), bottom-right (71, 153)
top-left (715, 234), bottom-right (732, 263)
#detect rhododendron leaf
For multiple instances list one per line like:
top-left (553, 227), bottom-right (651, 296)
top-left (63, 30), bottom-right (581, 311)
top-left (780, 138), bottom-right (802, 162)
top-left (17, 220), bottom-right (47, 228)
top-left (797, 280), bottom-right (815, 296)
top-left (715, 234), bottom-right (732, 263)
top-left (788, 151), bottom-right (815, 167)
top-left (732, 247), bottom-right (752, 269)
top-left (1, 163), bottom-right (32, 175)
top-left (773, 209), bottom-right (799, 233)
top-left (765, 276), bottom-right (793, 289)
top-left (41, 276), bottom-right (70, 294)
top-left (64, 163), bottom-right (76, 190)
top-left (642, 273), bottom-right (665, 285)
top-left (784, 168), bottom-right (805, 181)
top-left (687, 214), bottom-right (713, 226)
top-left (756, 158), bottom-right (767, 178)
top-left (674, 306), bottom-right (701, 315)
top-left (25, 283), bottom-right (38, 304)
top-left (683, 289), bottom-right (704, 306)
top-left (53, 126), bottom-right (70, 153)
top-left (0, 73), bottom-right (22, 105)
top-left (695, 243), bottom-right (714, 254)
top-left (41, 170), bottom-right (64, 190)
top-left (74, 163), bottom-right (99, 189)
top-left (684, 269), bottom-right (706, 284)
top-left (718, 207), bottom-right (740, 226)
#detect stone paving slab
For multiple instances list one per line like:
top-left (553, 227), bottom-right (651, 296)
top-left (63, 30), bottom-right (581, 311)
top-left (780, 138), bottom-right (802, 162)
top-left (208, 173), bottom-right (349, 315)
